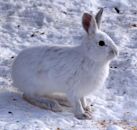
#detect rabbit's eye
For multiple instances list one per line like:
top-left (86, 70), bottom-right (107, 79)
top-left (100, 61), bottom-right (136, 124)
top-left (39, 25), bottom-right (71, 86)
top-left (99, 41), bottom-right (105, 46)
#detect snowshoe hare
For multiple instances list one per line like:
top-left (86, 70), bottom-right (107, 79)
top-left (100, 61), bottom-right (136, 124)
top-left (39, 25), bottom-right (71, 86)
top-left (12, 9), bottom-right (118, 119)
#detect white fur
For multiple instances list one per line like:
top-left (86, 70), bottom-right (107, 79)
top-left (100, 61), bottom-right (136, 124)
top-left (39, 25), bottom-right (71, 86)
top-left (11, 10), bottom-right (119, 119)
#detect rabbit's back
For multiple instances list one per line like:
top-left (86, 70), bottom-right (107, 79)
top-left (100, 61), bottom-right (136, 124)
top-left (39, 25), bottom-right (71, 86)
top-left (11, 45), bottom-right (82, 95)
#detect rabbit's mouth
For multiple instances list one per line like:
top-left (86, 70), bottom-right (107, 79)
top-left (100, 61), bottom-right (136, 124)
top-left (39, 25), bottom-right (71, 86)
top-left (112, 49), bottom-right (118, 56)
top-left (109, 48), bottom-right (118, 59)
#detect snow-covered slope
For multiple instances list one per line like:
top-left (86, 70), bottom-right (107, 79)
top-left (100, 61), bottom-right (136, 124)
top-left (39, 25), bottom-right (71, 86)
top-left (0, 0), bottom-right (137, 129)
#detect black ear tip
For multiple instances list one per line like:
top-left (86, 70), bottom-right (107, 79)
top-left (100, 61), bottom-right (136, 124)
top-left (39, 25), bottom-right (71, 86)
top-left (99, 8), bottom-right (103, 14)
top-left (96, 8), bottom-right (104, 19)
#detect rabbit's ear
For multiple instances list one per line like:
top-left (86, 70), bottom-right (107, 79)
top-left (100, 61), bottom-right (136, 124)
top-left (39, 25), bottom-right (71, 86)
top-left (95, 8), bottom-right (103, 28)
top-left (82, 13), bottom-right (97, 34)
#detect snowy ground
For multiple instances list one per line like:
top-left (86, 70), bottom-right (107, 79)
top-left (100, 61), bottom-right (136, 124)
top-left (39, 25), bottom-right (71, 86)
top-left (0, 0), bottom-right (137, 130)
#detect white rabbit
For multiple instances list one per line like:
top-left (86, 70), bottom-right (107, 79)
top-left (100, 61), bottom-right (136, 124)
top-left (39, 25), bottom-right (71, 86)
top-left (11, 9), bottom-right (118, 119)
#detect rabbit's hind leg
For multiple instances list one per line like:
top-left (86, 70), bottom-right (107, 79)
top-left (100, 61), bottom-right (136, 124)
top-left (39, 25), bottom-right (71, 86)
top-left (23, 93), bottom-right (62, 112)
top-left (67, 94), bottom-right (92, 120)
top-left (55, 95), bottom-right (71, 107)
top-left (46, 94), bottom-right (71, 107)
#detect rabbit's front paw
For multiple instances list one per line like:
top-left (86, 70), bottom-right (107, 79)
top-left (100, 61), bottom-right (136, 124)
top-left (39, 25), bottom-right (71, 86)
top-left (75, 112), bottom-right (92, 120)
top-left (84, 106), bottom-right (92, 113)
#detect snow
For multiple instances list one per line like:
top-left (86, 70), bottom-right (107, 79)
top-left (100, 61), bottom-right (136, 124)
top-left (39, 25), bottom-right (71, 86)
top-left (0, 0), bottom-right (137, 129)
top-left (107, 125), bottom-right (124, 130)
